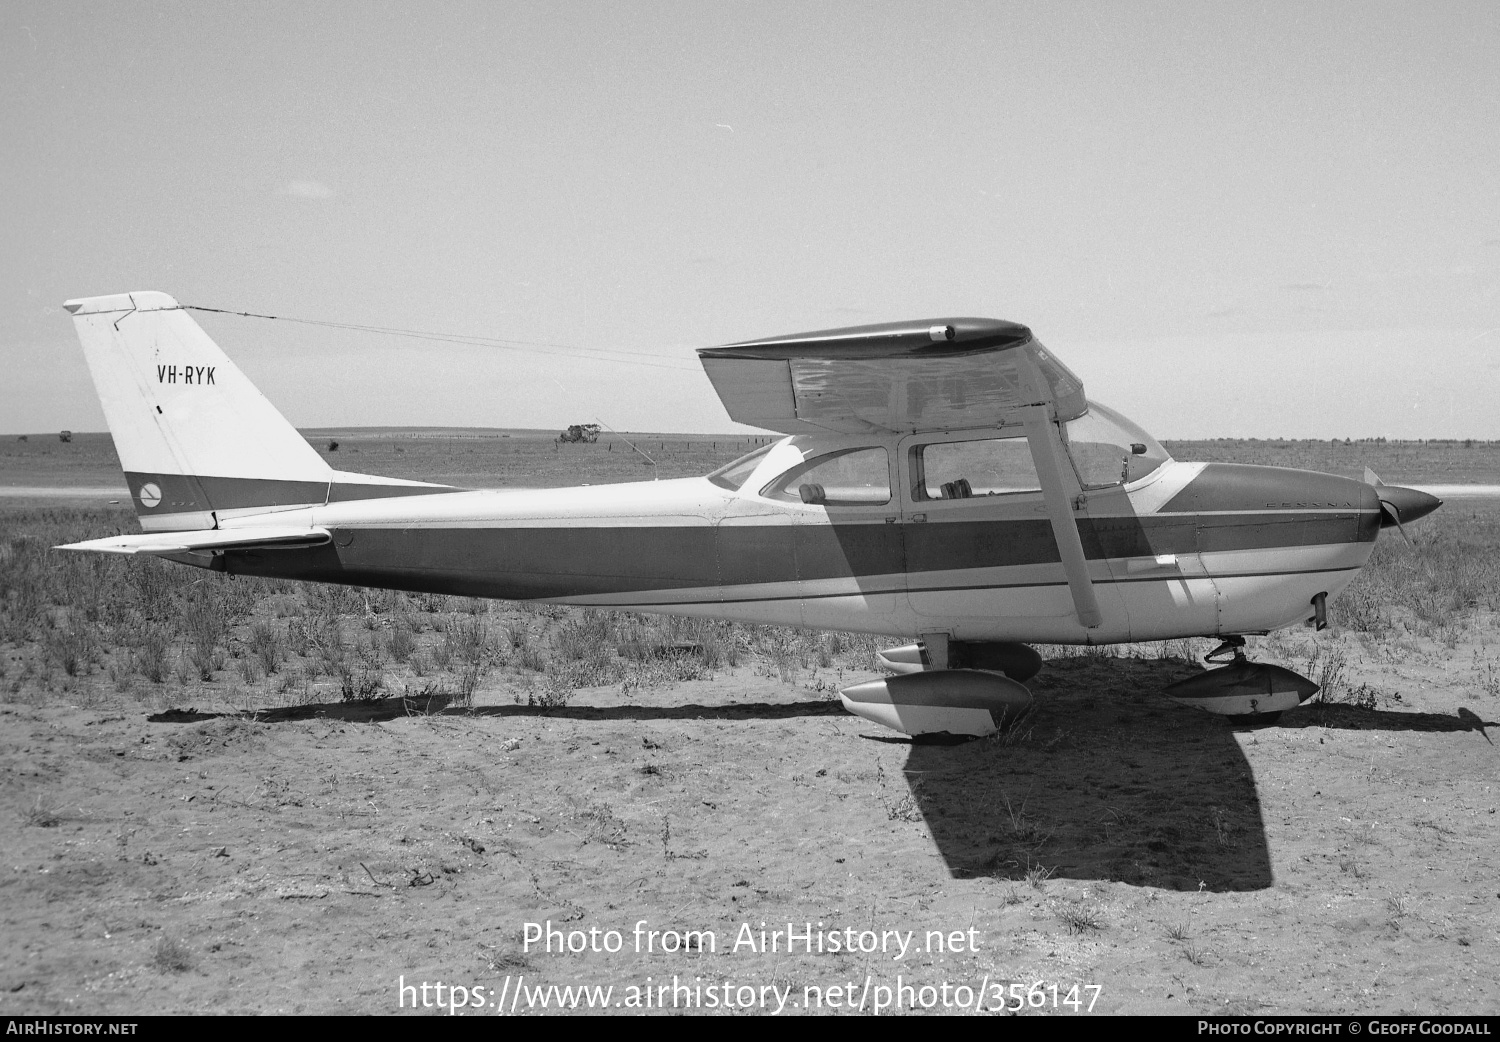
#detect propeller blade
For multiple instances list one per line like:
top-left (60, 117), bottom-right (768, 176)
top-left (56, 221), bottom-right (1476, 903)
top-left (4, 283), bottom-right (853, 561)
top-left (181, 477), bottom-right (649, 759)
top-left (1379, 499), bottom-right (1412, 546)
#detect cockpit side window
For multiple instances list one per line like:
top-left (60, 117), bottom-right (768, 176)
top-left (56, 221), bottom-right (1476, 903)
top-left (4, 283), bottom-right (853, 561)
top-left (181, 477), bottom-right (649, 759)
top-left (762, 447), bottom-right (891, 506)
top-left (911, 435), bottom-right (1040, 500)
top-left (1063, 401), bottom-right (1170, 489)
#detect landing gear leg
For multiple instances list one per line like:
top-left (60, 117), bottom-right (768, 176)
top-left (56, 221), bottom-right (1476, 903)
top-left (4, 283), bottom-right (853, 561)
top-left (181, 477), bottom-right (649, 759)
top-left (1205, 635), bottom-right (1247, 664)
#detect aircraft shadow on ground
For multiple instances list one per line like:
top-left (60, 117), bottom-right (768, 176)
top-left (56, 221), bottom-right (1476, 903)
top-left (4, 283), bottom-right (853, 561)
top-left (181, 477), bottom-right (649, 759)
top-left (901, 657), bottom-right (1276, 893)
top-left (1282, 702), bottom-right (1496, 740)
top-left (901, 660), bottom-right (1497, 892)
top-left (148, 698), bottom-right (849, 726)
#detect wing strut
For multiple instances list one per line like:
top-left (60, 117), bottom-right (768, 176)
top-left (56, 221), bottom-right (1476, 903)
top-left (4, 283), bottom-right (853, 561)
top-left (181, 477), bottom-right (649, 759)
top-left (1022, 406), bottom-right (1102, 629)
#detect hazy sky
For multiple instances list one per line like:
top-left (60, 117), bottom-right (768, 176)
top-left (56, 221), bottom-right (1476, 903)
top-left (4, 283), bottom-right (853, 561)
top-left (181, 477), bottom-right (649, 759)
top-left (4, 1), bottom-right (1498, 438)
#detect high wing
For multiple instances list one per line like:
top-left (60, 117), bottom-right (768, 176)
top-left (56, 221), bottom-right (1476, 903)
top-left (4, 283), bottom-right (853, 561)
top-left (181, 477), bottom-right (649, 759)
top-left (697, 318), bottom-right (1088, 434)
top-left (55, 526), bottom-right (331, 557)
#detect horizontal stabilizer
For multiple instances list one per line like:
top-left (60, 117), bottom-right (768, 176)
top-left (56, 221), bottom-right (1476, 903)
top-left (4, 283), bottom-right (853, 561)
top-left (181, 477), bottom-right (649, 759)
top-left (55, 526), bottom-right (331, 557)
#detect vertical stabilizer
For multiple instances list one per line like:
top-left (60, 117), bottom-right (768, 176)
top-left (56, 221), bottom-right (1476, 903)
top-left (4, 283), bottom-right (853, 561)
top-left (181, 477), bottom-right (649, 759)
top-left (65, 291), bottom-right (336, 530)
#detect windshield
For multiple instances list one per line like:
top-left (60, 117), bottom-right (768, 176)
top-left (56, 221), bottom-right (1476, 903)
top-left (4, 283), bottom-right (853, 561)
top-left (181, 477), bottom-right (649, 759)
top-left (1063, 401), bottom-right (1170, 488)
top-left (706, 444), bottom-right (774, 491)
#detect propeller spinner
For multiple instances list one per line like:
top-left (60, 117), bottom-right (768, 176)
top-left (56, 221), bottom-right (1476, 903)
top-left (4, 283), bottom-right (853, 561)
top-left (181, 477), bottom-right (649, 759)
top-left (1364, 468), bottom-right (1442, 540)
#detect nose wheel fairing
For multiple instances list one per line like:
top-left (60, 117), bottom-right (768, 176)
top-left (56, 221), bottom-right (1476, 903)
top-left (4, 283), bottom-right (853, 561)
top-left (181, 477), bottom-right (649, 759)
top-left (1163, 642), bottom-right (1319, 720)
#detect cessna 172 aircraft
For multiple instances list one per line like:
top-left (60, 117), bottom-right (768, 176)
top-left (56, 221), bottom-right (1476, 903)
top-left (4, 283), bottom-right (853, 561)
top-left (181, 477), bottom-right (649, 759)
top-left (58, 291), bottom-right (1440, 736)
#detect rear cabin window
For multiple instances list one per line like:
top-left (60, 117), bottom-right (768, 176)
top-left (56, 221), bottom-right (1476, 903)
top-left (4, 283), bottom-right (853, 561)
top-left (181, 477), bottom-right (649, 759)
top-left (763, 447), bottom-right (891, 506)
top-left (913, 436), bottom-right (1040, 500)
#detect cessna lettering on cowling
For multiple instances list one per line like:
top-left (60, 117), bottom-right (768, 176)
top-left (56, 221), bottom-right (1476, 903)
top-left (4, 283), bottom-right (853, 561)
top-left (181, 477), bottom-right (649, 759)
top-left (58, 292), bottom-right (1440, 736)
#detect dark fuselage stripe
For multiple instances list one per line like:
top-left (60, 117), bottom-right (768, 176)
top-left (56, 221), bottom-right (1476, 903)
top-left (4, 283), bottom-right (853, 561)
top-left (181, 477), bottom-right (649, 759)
top-left (123, 471), bottom-right (458, 514)
top-left (223, 511), bottom-right (1375, 603)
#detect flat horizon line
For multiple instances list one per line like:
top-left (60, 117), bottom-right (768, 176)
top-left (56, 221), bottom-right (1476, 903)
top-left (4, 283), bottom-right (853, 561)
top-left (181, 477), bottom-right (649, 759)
top-left (8, 428), bottom-right (1500, 445)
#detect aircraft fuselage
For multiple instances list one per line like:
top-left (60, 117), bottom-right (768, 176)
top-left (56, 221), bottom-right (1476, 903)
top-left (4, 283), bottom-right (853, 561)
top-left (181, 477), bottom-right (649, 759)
top-left (211, 440), bottom-right (1384, 645)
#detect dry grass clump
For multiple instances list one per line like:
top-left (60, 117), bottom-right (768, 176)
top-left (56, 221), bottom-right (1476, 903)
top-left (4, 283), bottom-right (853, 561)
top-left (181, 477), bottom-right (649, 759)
top-left (1056, 900), bottom-right (1104, 935)
top-left (152, 936), bottom-right (194, 974)
top-left (1336, 508), bottom-right (1500, 638)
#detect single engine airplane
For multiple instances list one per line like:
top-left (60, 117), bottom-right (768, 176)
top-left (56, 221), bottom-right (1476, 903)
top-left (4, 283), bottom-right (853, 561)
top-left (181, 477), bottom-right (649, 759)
top-left (57, 292), bottom-right (1440, 736)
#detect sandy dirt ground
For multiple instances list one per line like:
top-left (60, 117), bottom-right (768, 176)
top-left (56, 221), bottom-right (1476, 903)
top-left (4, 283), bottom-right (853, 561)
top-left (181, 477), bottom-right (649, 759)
top-left (2, 634), bottom-right (1496, 1016)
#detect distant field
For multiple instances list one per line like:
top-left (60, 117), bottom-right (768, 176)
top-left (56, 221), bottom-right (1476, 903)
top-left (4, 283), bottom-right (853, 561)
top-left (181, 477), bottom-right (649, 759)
top-left (4, 428), bottom-right (1500, 491)
top-left (1160, 438), bottom-right (1500, 485)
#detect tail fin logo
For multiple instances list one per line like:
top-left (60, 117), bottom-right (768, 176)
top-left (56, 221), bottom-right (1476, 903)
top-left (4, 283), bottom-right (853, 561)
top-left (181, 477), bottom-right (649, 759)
top-left (138, 483), bottom-right (162, 509)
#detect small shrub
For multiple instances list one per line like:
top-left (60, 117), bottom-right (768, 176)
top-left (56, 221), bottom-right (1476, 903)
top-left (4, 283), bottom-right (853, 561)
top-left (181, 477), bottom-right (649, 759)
top-left (189, 641), bottom-right (225, 682)
top-left (45, 622), bottom-right (98, 677)
top-left (517, 642), bottom-right (548, 672)
top-left (236, 656), bottom-right (260, 685)
top-left (135, 627), bottom-right (171, 683)
top-left (885, 794), bottom-right (922, 822)
top-left (1057, 902), bottom-right (1104, 935)
top-left (1182, 942), bottom-right (1211, 967)
top-left (248, 621), bottom-right (282, 675)
top-left (454, 661), bottom-right (487, 706)
top-left (1025, 863), bottom-right (1054, 889)
top-left (338, 665), bottom-right (383, 702)
top-left (24, 795), bottom-right (60, 828)
top-left (1305, 642), bottom-right (1348, 702)
top-left (445, 615), bottom-right (493, 666)
top-left (528, 672), bottom-right (571, 708)
top-left (358, 632), bottom-right (388, 669)
top-left (817, 636), bottom-right (833, 668)
top-left (184, 591), bottom-right (230, 681)
top-left (285, 618), bottom-right (310, 657)
top-left (387, 621), bottom-right (416, 663)
top-left (153, 936), bottom-right (193, 973)
top-left (503, 621), bottom-right (529, 651)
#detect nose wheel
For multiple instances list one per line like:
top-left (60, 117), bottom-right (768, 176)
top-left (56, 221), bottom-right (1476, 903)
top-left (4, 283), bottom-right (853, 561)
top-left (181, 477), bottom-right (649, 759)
top-left (1206, 636), bottom-right (1285, 723)
top-left (1226, 709), bottom-right (1283, 726)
